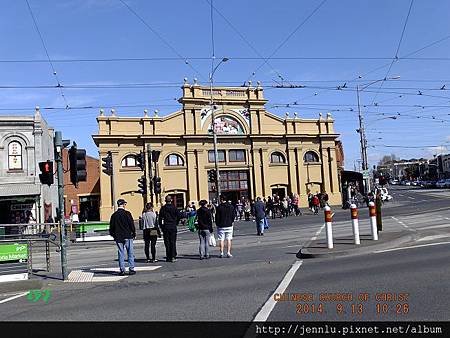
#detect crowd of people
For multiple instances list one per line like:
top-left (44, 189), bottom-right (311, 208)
top-left (108, 191), bottom-right (330, 275)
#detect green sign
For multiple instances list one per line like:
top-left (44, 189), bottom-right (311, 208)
top-left (0, 243), bottom-right (28, 262)
top-left (362, 170), bottom-right (370, 179)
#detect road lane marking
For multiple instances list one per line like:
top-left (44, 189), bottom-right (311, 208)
top-left (408, 196), bottom-right (415, 200)
top-left (253, 260), bottom-right (303, 322)
top-left (417, 234), bottom-right (450, 242)
top-left (0, 292), bottom-right (28, 304)
top-left (417, 224), bottom-right (450, 230)
top-left (391, 216), bottom-right (410, 229)
top-left (374, 241), bottom-right (450, 253)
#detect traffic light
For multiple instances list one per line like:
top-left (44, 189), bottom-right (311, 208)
top-left (136, 151), bottom-right (145, 171)
top-left (102, 151), bottom-right (113, 176)
top-left (38, 160), bottom-right (54, 186)
top-left (68, 142), bottom-right (87, 187)
top-left (137, 175), bottom-right (147, 195)
top-left (153, 176), bottom-right (162, 194)
top-left (208, 169), bottom-right (217, 183)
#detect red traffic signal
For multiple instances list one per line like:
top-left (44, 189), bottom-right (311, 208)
top-left (39, 160), bottom-right (54, 186)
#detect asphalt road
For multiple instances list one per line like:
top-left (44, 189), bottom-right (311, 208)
top-left (1, 186), bottom-right (449, 322)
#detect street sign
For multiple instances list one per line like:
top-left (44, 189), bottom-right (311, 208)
top-left (0, 243), bottom-right (28, 262)
top-left (362, 170), bottom-right (370, 179)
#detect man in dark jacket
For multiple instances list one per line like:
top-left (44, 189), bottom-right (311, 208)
top-left (197, 200), bottom-right (213, 259)
top-left (159, 195), bottom-right (181, 262)
top-left (254, 197), bottom-right (266, 236)
top-left (109, 199), bottom-right (136, 276)
top-left (215, 195), bottom-right (235, 258)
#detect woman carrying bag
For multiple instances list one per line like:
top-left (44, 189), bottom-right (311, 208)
top-left (142, 202), bottom-right (161, 263)
top-left (196, 200), bottom-right (213, 260)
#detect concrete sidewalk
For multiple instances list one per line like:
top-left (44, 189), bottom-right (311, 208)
top-left (297, 229), bottom-right (418, 259)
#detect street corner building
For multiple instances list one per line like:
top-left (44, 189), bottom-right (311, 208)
top-left (0, 108), bottom-right (57, 224)
top-left (93, 82), bottom-right (342, 220)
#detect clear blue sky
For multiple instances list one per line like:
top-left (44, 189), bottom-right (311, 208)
top-left (1, 0), bottom-right (450, 169)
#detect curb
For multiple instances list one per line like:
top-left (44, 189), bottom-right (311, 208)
top-left (296, 230), bottom-right (418, 259)
top-left (0, 279), bottom-right (43, 294)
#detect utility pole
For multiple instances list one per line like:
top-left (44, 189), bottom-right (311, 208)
top-left (54, 131), bottom-right (69, 281)
top-left (209, 57), bottom-right (229, 202)
top-left (357, 85), bottom-right (370, 194)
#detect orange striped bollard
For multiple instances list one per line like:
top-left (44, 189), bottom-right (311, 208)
top-left (369, 201), bottom-right (378, 240)
top-left (324, 205), bottom-right (333, 249)
top-left (350, 204), bottom-right (360, 245)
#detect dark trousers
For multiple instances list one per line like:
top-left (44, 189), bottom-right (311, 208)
top-left (143, 229), bottom-right (158, 260)
top-left (163, 228), bottom-right (177, 260)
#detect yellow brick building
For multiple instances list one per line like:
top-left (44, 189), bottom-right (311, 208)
top-left (93, 81), bottom-right (341, 220)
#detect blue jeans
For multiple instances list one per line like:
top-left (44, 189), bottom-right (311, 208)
top-left (116, 239), bottom-right (135, 272)
top-left (256, 218), bottom-right (264, 235)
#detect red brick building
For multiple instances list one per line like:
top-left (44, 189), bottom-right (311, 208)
top-left (62, 148), bottom-right (100, 221)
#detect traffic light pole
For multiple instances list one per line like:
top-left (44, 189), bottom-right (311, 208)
top-left (111, 153), bottom-right (116, 212)
top-left (54, 131), bottom-right (68, 281)
top-left (147, 145), bottom-right (153, 205)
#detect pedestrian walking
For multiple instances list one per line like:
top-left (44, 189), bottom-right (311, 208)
top-left (375, 191), bottom-right (383, 233)
top-left (159, 195), bottom-right (182, 262)
top-left (197, 200), bottom-right (213, 259)
top-left (292, 193), bottom-right (302, 216)
top-left (141, 202), bottom-right (161, 263)
top-left (308, 192), bottom-right (313, 212)
top-left (312, 194), bottom-right (320, 215)
top-left (282, 197), bottom-right (289, 218)
top-left (254, 197), bottom-right (266, 236)
top-left (215, 195), bottom-right (235, 258)
top-left (109, 199), bottom-right (136, 276)
top-left (244, 199), bottom-right (251, 221)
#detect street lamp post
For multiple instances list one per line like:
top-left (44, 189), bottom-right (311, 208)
top-left (210, 57), bottom-right (228, 202)
top-left (356, 76), bottom-right (400, 194)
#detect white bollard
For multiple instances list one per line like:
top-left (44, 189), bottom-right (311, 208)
top-left (369, 201), bottom-right (378, 240)
top-left (350, 203), bottom-right (360, 245)
top-left (324, 205), bottom-right (333, 249)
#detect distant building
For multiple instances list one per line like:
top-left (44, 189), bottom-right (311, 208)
top-left (93, 82), bottom-right (342, 220)
top-left (62, 148), bottom-right (100, 222)
top-left (0, 108), bottom-right (57, 224)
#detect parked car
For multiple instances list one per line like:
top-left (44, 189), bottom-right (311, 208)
top-left (436, 179), bottom-right (447, 188)
top-left (445, 179), bottom-right (450, 188)
top-left (390, 179), bottom-right (400, 185)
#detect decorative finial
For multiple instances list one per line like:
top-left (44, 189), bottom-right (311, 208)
top-left (154, 109), bottom-right (159, 117)
top-left (257, 81), bottom-right (261, 87)
top-left (99, 109), bottom-right (104, 116)
top-left (319, 112), bottom-right (323, 119)
top-left (294, 112), bottom-right (298, 119)
top-left (285, 112), bottom-right (289, 119)
top-left (111, 109), bottom-right (116, 116)
top-left (144, 109), bottom-right (148, 117)
top-left (248, 80), bottom-right (252, 87)
top-left (193, 78), bottom-right (198, 85)
top-left (327, 112), bottom-right (332, 119)
top-left (183, 77), bottom-right (188, 84)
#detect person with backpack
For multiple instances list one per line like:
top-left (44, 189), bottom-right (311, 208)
top-left (196, 200), bottom-right (213, 259)
top-left (141, 202), bottom-right (161, 263)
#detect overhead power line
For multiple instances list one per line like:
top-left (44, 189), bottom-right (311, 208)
top-left (118, 0), bottom-right (205, 80)
top-left (25, 0), bottom-right (69, 108)
top-left (247, 0), bottom-right (328, 83)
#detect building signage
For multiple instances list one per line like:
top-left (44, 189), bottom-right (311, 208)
top-left (0, 243), bottom-right (28, 262)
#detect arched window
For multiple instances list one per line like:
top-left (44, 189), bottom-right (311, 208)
top-left (270, 151), bottom-right (286, 164)
top-left (304, 151), bottom-right (319, 163)
top-left (165, 154), bottom-right (184, 166)
top-left (121, 154), bottom-right (137, 168)
top-left (8, 141), bottom-right (23, 170)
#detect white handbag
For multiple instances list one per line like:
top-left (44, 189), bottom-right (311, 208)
top-left (209, 234), bottom-right (217, 247)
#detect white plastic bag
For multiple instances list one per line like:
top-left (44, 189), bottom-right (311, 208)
top-left (209, 234), bottom-right (217, 247)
